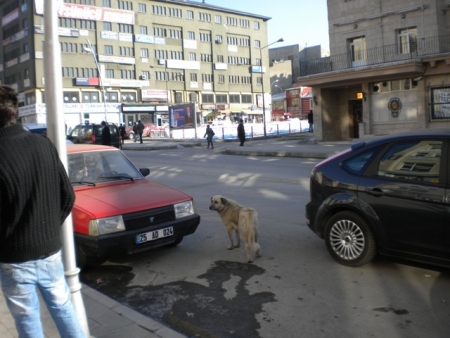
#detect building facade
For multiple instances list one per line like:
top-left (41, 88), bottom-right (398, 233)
top-left (297, 0), bottom-right (450, 141)
top-left (0, 0), bottom-right (272, 133)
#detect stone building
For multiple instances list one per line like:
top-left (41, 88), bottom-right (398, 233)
top-left (297, 0), bottom-right (450, 141)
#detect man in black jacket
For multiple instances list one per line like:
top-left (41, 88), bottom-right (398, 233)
top-left (0, 85), bottom-right (85, 337)
top-left (136, 120), bottom-right (145, 144)
top-left (237, 119), bottom-right (246, 146)
top-left (101, 120), bottom-right (111, 145)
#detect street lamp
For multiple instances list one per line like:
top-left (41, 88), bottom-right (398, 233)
top-left (260, 38), bottom-right (283, 136)
top-left (83, 38), bottom-right (108, 122)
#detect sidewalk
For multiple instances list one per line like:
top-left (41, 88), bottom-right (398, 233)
top-left (121, 132), bottom-right (354, 158)
top-left (0, 133), bottom-right (356, 338)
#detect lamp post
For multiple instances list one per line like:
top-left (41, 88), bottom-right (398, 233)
top-left (83, 38), bottom-right (108, 122)
top-left (260, 38), bottom-right (283, 136)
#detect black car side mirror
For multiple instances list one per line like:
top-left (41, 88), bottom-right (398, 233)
top-left (139, 168), bottom-right (150, 177)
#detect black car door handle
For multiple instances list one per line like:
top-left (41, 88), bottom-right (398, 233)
top-left (367, 188), bottom-right (385, 196)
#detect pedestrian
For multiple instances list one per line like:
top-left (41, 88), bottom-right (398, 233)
top-left (132, 122), bottom-right (138, 142)
top-left (204, 124), bottom-right (215, 149)
top-left (0, 85), bottom-right (85, 338)
top-left (118, 123), bottom-right (126, 145)
top-left (237, 118), bottom-right (245, 146)
top-left (308, 110), bottom-right (314, 133)
top-left (101, 120), bottom-right (111, 145)
top-left (136, 120), bottom-right (145, 144)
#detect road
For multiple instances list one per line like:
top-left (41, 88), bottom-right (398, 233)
top-left (80, 146), bottom-right (450, 338)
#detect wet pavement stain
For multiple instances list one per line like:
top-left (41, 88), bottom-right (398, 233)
top-left (81, 260), bottom-right (276, 338)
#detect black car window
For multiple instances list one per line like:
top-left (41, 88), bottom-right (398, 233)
top-left (342, 149), bottom-right (377, 174)
top-left (378, 140), bottom-right (442, 184)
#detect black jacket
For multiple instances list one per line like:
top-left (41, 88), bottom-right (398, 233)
top-left (0, 124), bottom-right (75, 263)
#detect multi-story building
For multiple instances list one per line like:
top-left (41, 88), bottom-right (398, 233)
top-left (0, 0), bottom-right (272, 132)
top-left (297, 0), bottom-right (450, 141)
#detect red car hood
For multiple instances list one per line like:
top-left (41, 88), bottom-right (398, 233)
top-left (73, 179), bottom-right (192, 218)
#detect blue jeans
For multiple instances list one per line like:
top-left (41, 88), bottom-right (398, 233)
top-left (0, 251), bottom-right (85, 338)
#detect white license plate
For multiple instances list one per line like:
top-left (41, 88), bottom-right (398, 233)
top-left (136, 227), bottom-right (174, 244)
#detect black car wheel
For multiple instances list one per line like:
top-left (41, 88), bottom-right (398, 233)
top-left (324, 211), bottom-right (377, 267)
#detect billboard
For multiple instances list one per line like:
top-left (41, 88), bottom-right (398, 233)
top-left (169, 103), bottom-right (195, 128)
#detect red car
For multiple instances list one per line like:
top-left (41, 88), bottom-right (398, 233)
top-left (67, 144), bottom-right (200, 268)
top-left (126, 123), bottom-right (163, 140)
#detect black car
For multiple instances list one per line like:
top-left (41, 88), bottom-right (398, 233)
top-left (305, 128), bottom-right (450, 268)
top-left (67, 122), bottom-right (119, 148)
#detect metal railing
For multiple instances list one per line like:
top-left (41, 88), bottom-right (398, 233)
top-left (300, 34), bottom-right (450, 76)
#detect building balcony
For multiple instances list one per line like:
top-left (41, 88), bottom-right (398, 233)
top-left (299, 34), bottom-right (450, 78)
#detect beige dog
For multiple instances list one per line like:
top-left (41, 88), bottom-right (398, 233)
top-left (209, 195), bottom-right (261, 263)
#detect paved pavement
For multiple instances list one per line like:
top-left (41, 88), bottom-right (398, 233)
top-left (0, 132), bottom-right (357, 338)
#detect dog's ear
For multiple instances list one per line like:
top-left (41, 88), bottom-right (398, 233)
top-left (221, 197), bottom-right (228, 205)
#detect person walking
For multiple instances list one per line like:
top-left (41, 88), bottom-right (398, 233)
top-left (101, 120), bottom-right (111, 145)
top-left (0, 85), bottom-right (85, 338)
top-left (308, 110), bottom-right (314, 133)
top-left (237, 118), bottom-right (246, 146)
top-left (204, 124), bottom-right (215, 149)
top-left (136, 120), bottom-right (145, 144)
top-left (118, 123), bottom-right (126, 146)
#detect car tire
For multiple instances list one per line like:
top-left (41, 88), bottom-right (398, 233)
top-left (324, 211), bottom-right (377, 267)
top-left (76, 245), bottom-right (107, 270)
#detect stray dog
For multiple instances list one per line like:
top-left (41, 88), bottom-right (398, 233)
top-left (209, 195), bottom-right (261, 263)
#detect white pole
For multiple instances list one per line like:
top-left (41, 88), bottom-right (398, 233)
top-left (43, 1), bottom-right (90, 336)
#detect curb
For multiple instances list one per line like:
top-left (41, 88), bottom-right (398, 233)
top-left (221, 150), bottom-right (331, 158)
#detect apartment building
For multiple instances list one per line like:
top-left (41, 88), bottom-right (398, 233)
top-left (0, 0), bottom-right (270, 132)
top-left (297, 0), bottom-right (450, 141)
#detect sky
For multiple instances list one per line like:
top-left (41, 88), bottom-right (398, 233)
top-left (201, 0), bottom-right (330, 50)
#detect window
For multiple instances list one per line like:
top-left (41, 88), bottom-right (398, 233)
top-left (118, 24), bottom-right (133, 33)
top-left (242, 94), bottom-right (252, 103)
top-left (216, 94), bottom-right (227, 103)
top-left (255, 40), bottom-right (261, 48)
top-left (170, 51), bottom-right (183, 59)
top-left (343, 149), bottom-right (378, 174)
top-left (189, 93), bottom-right (197, 102)
top-left (199, 32), bottom-right (211, 42)
top-left (102, 0), bottom-right (111, 7)
top-left (187, 10), bottom-right (194, 19)
top-left (398, 27), bottom-right (417, 54)
top-left (217, 55), bottom-right (224, 63)
top-left (349, 37), bottom-right (366, 67)
top-left (120, 70), bottom-right (135, 79)
top-left (199, 12), bottom-right (211, 22)
top-left (215, 15), bottom-right (222, 24)
top-left (63, 92), bottom-right (80, 103)
top-left (202, 93), bottom-right (214, 103)
top-left (105, 91), bottom-right (119, 102)
top-left (378, 141), bottom-right (442, 183)
top-left (188, 31), bottom-right (195, 40)
top-left (139, 26), bottom-right (147, 34)
top-left (218, 74), bottom-right (225, 83)
top-left (152, 5), bottom-right (166, 15)
top-left (103, 22), bottom-right (112, 31)
top-left (169, 29), bottom-right (182, 39)
top-left (254, 21), bottom-right (260, 30)
top-left (202, 74), bottom-right (213, 83)
top-left (168, 8), bottom-right (182, 17)
top-left (104, 45), bottom-right (113, 55)
top-left (153, 27), bottom-right (166, 37)
top-left (141, 71), bottom-right (150, 80)
top-left (141, 48), bottom-right (149, 58)
top-left (156, 71), bottom-right (168, 81)
top-left (431, 87), bottom-right (450, 120)
top-left (118, 0), bottom-right (132, 10)
top-left (121, 92), bottom-right (136, 102)
top-left (190, 73), bottom-right (197, 81)
top-left (138, 3), bottom-right (146, 13)
top-left (229, 94), bottom-right (240, 103)
top-left (154, 50), bottom-right (168, 59)
top-left (105, 69), bottom-right (114, 78)
top-left (201, 53), bottom-right (212, 62)
top-left (81, 91), bottom-right (99, 103)
top-left (255, 58), bottom-right (261, 66)
top-left (189, 52), bottom-right (196, 61)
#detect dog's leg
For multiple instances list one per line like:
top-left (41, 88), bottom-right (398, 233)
top-left (254, 243), bottom-right (262, 258)
top-left (227, 229), bottom-right (234, 250)
top-left (234, 229), bottom-right (240, 248)
top-left (245, 241), bottom-right (253, 263)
